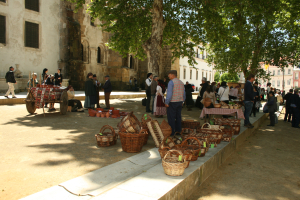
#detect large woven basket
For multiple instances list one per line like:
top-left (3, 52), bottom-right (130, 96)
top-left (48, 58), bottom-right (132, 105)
top-left (160, 120), bottom-right (172, 138)
top-left (181, 120), bottom-right (201, 129)
top-left (147, 120), bottom-right (164, 147)
top-left (119, 129), bottom-right (145, 153)
top-left (118, 112), bottom-right (141, 133)
top-left (176, 137), bottom-right (201, 161)
top-left (214, 118), bottom-right (241, 135)
top-left (95, 125), bottom-right (117, 147)
top-left (162, 150), bottom-right (187, 176)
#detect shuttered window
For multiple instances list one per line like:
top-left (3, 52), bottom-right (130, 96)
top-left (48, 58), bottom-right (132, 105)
top-left (25, 0), bottom-right (39, 12)
top-left (25, 21), bottom-right (39, 48)
top-left (0, 15), bottom-right (5, 44)
top-left (0, 0), bottom-right (7, 3)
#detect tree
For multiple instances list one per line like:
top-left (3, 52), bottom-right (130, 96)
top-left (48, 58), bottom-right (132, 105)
top-left (214, 71), bottom-right (220, 82)
top-left (220, 73), bottom-right (239, 83)
top-left (198, 0), bottom-right (300, 81)
top-left (68, 0), bottom-right (205, 75)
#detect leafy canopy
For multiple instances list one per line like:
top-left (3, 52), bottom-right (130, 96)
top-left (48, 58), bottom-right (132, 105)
top-left (220, 72), bottom-right (239, 83)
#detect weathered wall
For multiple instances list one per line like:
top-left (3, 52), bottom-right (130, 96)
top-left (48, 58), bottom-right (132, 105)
top-left (0, 0), bottom-right (61, 79)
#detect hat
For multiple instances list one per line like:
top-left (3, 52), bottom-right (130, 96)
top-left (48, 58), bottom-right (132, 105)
top-left (93, 74), bottom-right (97, 77)
top-left (147, 73), bottom-right (152, 78)
top-left (167, 70), bottom-right (177, 76)
top-left (9, 66), bottom-right (13, 70)
top-left (105, 75), bottom-right (110, 78)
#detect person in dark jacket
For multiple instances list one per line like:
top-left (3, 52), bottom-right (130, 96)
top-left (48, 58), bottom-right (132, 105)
top-left (199, 77), bottom-right (209, 109)
top-left (250, 86), bottom-right (260, 117)
top-left (42, 68), bottom-right (48, 83)
top-left (266, 91), bottom-right (277, 126)
top-left (290, 89), bottom-right (300, 128)
top-left (283, 89), bottom-right (293, 122)
top-left (84, 73), bottom-right (97, 109)
top-left (54, 68), bottom-right (63, 86)
top-left (102, 75), bottom-right (112, 109)
top-left (145, 73), bottom-right (153, 113)
top-left (244, 74), bottom-right (255, 128)
top-left (93, 74), bottom-right (101, 108)
top-left (185, 82), bottom-right (194, 111)
top-left (4, 66), bottom-right (17, 98)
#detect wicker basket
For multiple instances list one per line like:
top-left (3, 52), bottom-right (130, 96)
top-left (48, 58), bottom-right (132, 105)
top-left (214, 118), bottom-right (241, 135)
top-left (181, 120), bottom-right (201, 129)
top-left (176, 137), bottom-right (201, 161)
top-left (201, 123), bottom-right (223, 130)
top-left (147, 120), bottom-right (164, 147)
top-left (141, 114), bottom-right (152, 130)
top-left (119, 112), bottom-right (141, 133)
top-left (158, 146), bottom-right (171, 159)
top-left (181, 128), bottom-right (195, 135)
top-left (162, 136), bottom-right (176, 149)
top-left (119, 129), bottom-right (145, 153)
top-left (139, 129), bottom-right (149, 145)
top-left (199, 147), bottom-right (206, 157)
top-left (162, 150), bottom-right (187, 176)
top-left (160, 120), bottom-right (172, 138)
top-left (171, 132), bottom-right (183, 145)
top-left (95, 125), bottom-right (117, 147)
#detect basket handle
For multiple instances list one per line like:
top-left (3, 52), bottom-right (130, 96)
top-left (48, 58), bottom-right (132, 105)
top-left (99, 125), bottom-right (115, 136)
top-left (159, 146), bottom-right (171, 151)
top-left (163, 149), bottom-right (184, 160)
top-left (181, 137), bottom-right (201, 147)
top-left (139, 129), bottom-right (148, 135)
top-left (201, 123), bottom-right (211, 129)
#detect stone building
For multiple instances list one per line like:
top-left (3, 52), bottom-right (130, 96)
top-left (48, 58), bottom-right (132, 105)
top-left (293, 65), bottom-right (300, 89)
top-left (0, 0), bottom-right (179, 92)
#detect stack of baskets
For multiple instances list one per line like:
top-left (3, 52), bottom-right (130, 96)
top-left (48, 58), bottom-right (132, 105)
top-left (181, 120), bottom-right (201, 129)
top-left (214, 118), bottom-right (241, 135)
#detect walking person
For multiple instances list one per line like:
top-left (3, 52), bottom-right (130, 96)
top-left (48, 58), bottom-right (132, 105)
top-left (4, 66), bottom-right (17, 98)
top-left (93, 74), bottom-right (101, 108)
top-left (84, 73), bottom-right (97, 109)
top-left (266, 91), bottom-right (277, 126)
top-left (290, 89), bottom-right (300, 128)
top-left (102, 75), bottom-right (112, 109)
top-left (153, 80), bottom-right (167, 118)
top-left (54, 68), bottom-right (63, 86)
top-left (244, 74), bottom-right (255, 128)
top-left (145, 73), bottom-right (153, 113)
top-left (283, 89), bottom-right (293, 122)
top-left (150, 76), bottom-right (158, 114)
top-left (165, 70), bottom-right (186, 136)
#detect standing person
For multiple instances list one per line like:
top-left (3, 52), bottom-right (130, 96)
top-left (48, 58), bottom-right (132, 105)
top-left (163, 77), bottom-right (168, 89)
top-left (93, 74), bottom-right (101, 108)
top-left (266, 91), bottom-right (277, 126)
top-left (153, 80), bottom-right (167, 118)
top-left (185, 82), bottom-right (194, 111)
top-left (27, 73), bottom-right (38, 88)
top-left (42, 68), bottom-right (48, 83)
top-left (211, 82), bottom-right (217, 92)
top-left (195, 83), bottom-right (203, 108)
top-left (102, 75), bottom-right (112, 109)
top-left (250, 86), bottom-right (260, 117)
top-left (266, 83), bottom-right (271, 99)
top-left (229, 86), bottom-right (238, 100)
top-left (145, 73), bottom-right (153, 113)
top-left (165, 70), bottom-right (186, 136)
top-left (133, 78), bottom-right (138, 91)
top-left (244, 74), bottom-right (255, 128)
top-left (218, 81), bottom-right (230, 104)
top-left (283, 89), bottom-right (293, 122)
top-left (4, 66), bottom-right (17, 98)
top-left (290, 89), bottom-right (300, 128)
top-left (84, 73), bottom-right (97, 109)
top-left (54, 68), bottom-right (63, 86)
top-left (199, 77), bottom-right (209, 109)
top-left (261, 88), bottom-right (265, 101)
top-left (202, 85), bottom-right (216, 108)
top-left (150, 76), bottom-right (158, 114)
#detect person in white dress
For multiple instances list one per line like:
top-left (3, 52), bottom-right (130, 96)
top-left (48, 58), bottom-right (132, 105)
top-left (153, 80), bottom-right (167, 117)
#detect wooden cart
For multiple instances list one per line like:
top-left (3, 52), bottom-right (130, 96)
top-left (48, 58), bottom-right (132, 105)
top-left (25, 87), bottom-right (68, 115)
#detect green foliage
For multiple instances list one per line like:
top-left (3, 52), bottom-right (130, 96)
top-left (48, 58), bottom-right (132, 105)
top-left (214, 71), bottom-right (220, 82)
top-left (220, 73), bottom-right (239, 83)
top-left (67, 0), bottom-right (205, 67)
top-left (198, 0), bottom-right (300, 80)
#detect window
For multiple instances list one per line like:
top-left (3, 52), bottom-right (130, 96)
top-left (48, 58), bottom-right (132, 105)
top-left (25, 21), bottom-right (39, 48)
top-left (183, 69), bottom-right (186, 79)
top-left (287, 79), bottom-right (290, 85)
top-left (196, 71), bottom-right (198, 80)
top-left (273, 70), bottom-right (275, 75)
top-left (97, 47), bottom-right (101, 63)
top-left (272, 80), bottom-right (275, 86)
top-left (277, 80), bottom-right (280, 87)
top-left (295, 81), bottom-right (298, 88)
top-left (0, 0), bottom-right (6, 3)
top-left (288, 69), bottom-right (291, 74)
top-left (190, 70), bottom-right (192, 80)
top-left (278, 70), bottom-right (280, 75)
top-left (90, 17), bottom-right (95, 26)
top-left (0, 15), bottom-right (5, 44)
top-left (129, 56), bottom-right (133, 69)
top-left (206, 72), bottom-right (208, 79)
top-left (25, 0), bottom-right (39, 12)
top-left (296, 73), bottom-right (299, 80)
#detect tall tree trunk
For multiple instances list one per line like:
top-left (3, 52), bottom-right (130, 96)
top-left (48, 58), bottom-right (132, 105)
top-left (143, 0), bottom-right (166, 76)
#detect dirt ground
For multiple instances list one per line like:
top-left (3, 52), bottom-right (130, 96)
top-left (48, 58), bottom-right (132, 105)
top-left (189, 112), bottom-right (300, 200)
top-left (0, 98), bottom-right (203, 200)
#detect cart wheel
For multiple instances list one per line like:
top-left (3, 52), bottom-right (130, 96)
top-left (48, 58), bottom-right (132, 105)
top-left (60, 91), bottom-right (68, 115)
top-left (26, 91), bottom-right (36, 114)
